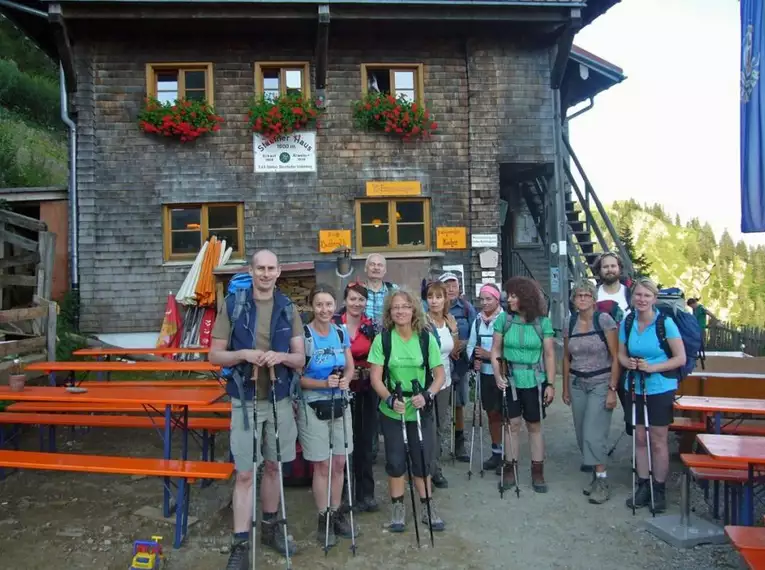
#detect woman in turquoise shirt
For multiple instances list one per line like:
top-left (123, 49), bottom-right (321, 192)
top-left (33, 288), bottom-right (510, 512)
top-left (618, 277), bottom-right (686, 515)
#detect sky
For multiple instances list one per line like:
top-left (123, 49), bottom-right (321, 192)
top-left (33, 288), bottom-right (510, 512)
top-left (568, 0), bottom-right (761, 244)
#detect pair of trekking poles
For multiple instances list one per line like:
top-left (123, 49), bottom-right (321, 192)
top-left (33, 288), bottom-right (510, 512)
top-left (250, 366), bottom-right (292, 570)
top-left (323, 368), bottom-right (357, 557)
top-left (395, 381), bottom-right (435, 548)
top-left (629, 370), bottom-right (657, 517)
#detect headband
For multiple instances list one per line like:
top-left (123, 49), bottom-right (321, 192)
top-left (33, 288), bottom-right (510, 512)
top-left (479, 284), bottom-right (500, 301)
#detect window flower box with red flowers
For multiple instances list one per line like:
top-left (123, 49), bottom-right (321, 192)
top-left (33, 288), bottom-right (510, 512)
top-left (247, 93), bottom-right (321, 141)
top-left (351, 92), bottom-right (437, 141)
top-left (137, 97), bottom-right (224, 143)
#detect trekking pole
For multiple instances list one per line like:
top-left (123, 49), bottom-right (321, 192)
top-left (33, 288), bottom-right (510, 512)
top-left (450, 382), bottom-right (456, 464)
top-left (499, 386), bottom-right (507, 500)
top-left (468, 370), bottom-right (478, 480)
top-left (630, 371), bottom-right (637, 517)
top-left (477, 367), bottom-right (485, 478)
top-left (607, 432), bottom-right (625, 457)
top-left (340, 388), bottom-right (357, 556)
top-left (269, 367), bottom-right (292, 569)
top-left (395, 383), bottom-right (421, 548)
top-left (251, 366), bottom-right (260, 570)
top-left (640, 372), bottom-right (656, 517)
top-left (412, 381), bottom-right (435, 548)
top-left (499, 359), bottom-right (520, 498)
top-left (324, 386), bottom-right (336, 556)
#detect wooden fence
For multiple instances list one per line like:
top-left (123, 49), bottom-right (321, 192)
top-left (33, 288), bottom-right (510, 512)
top-left (706, 321), bottom-right (765, 356)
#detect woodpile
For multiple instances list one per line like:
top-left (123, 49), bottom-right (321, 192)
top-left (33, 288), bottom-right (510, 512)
top-left (277, 275), bottom-right (316, 315)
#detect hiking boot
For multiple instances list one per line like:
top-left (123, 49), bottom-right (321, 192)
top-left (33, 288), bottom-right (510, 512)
top-left (483, 453), bottom-right (502, 472)
top-left (588, 477), bottom-right (611, 504)
top-left (224, 539), bottom-right (249, 570)
top-left (651, 482), bottom-right (667, 514)
top-left (333, 508), bottom-right (360, 539)
top-left (357, 495), bottom-right (379, 513)
top-left (501, 460), bottom-right (516, 491)
top-left (531, 461), bottom-right (548, 493)
top-left (583, 473), bottom-right (596, 496)
top-left (432, 470), bottom-right (449, 489)
top-left (261, 518), bottom-right (297, 556)
top-left (626, 478), bottom-right (651, 510)
top-left (317, 511), bottom-right (337, 549)
top-left (420, 499), bottom-right (446, 531)
top-left (389, 501), bottom-right (406, 533)
top-left (454, 431), bottom-right (470, 462)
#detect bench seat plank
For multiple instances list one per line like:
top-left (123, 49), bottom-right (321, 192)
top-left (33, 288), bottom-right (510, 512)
top-left (6, 401), bottom-right (231, 414)
top-left (0, 412), bottom-right (229, 431)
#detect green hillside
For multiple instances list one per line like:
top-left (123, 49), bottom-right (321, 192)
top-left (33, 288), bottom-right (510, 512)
top-left (604, 199), bottom-right (765, 327)
top-left (0, 15), bottom-right (66, 188)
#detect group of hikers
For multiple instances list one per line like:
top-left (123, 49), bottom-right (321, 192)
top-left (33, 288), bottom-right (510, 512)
top-left (210, 248), bottom-right (700, 570)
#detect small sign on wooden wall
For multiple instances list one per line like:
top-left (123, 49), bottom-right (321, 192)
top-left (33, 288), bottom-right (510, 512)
top-left (436, 227), bottom-right (467, 250)
top-left (319, 230), bottom-right (352, 253)
top-left (365, 181), bottom-right (422, 197)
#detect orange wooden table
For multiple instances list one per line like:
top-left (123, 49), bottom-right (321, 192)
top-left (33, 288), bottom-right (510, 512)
top-left (726, 525), bottom-right (765, 551)
top-left (25, 360), bottom-right (221, 386)
top-left (73, 347), bottom-right (210, 357)
top-left (698, 434), bottom-right (765, 526)
top-left (0, 385), bottom-right (225, 516)
top-left (675, 396), bottom-right (765, 433)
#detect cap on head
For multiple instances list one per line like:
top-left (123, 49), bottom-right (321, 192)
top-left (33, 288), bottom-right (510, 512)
top-left (439, 272), bottom-right (459, 284)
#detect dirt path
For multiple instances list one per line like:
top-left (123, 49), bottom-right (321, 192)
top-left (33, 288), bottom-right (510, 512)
top-left (0, 402), bottom-right (743, 569)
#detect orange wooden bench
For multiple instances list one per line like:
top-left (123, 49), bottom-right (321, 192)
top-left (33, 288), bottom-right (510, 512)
top-left (682, 453), bottom-right (748, 524)
top-left (79, 379), bottom-right (222, 388)
top-left (741, 549), bottom-right (765, 570)
top-left (5, 401), bottom-right (232, 414)
top-left (0, 449), bottom-right (233, 548)
top-left (726, 526), bottom-right (765, 551)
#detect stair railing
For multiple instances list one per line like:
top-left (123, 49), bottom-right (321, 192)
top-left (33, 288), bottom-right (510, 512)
top-left (561, 134), bottom-right (634, 277)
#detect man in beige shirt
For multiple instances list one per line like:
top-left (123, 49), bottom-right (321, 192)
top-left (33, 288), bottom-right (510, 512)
top-left (210, 250), bottom-right (304, 569)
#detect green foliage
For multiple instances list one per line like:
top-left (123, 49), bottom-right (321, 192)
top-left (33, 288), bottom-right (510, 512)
top-left (0, 59), bottom-right (61, 129)
top-left (0, 112), bottom-right (65, 187)
top-left (56, 290), bottom-right (85, 361)
top-left (0, 16), bottom-right (56, 79)
top-left (606, 200), bottom-right (764, 327)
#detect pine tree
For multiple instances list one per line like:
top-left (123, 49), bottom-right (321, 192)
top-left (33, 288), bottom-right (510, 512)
top-left (674, 214), bottom-right (682, 226)
top-left (618, 220), bottom-right (652, 278)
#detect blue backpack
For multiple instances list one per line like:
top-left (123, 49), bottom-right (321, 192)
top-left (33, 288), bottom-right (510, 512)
top-left (227, 272), bottom-right (252, 294)
top-left (624, 287), bottom-right (705, 380)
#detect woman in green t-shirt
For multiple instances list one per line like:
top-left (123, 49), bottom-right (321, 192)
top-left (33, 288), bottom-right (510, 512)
top-left (369, 290), bottom-right (446, 536)
top-left (490, 277), bottom-right (556, 493)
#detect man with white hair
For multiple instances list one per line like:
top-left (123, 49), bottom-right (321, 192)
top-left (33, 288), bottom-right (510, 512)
top-left (363, 253), bottom-right (398, 326)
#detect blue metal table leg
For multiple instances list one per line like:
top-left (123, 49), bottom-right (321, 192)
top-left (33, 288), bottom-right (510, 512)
top-left (163, 405), bottom-right (172, 518)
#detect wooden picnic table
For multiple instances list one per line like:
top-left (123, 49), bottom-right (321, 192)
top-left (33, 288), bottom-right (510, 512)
top-left (697, 433), bottom-right (765, 526)
top-left (675, 396), bottom-right (765, 433)
top-left (24, 360), bottom-right (221, 386)
top-left (681, 372), bottom-right (765, 399)
top-left (73, 347), bottom-right (210, 357)
top-left (0, 385), bottom-right (225, 517)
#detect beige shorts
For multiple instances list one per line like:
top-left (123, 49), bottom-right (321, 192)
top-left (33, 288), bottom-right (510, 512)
top-left (297, 401), bottom-right (353, 462)
top-left (230, 397), bottom-right (297, 472)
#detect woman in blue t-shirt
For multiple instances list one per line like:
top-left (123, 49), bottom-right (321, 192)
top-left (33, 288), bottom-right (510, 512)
top-left (298, 284), bottom-right (358, 548)
top-left (617, 277), bottom-right (686, 514)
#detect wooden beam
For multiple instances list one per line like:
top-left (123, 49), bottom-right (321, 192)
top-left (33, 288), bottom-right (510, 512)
top-left (315, 5), bottom-right (330, 98)
top-left (0, 252), bottom-right (40, 270)
top-left (550, 8), bottom-right (581, 89)
top-left (48, 4), bottom-right (77, 93)
top-left (0, 274), bottom-right (38, 287)
top-left (0, 305), bottom-right (49, 324)
top-left (37, 232), bottom-right (56, 302)
top-left (0, 229), bottom-right (38, 252)
top-left (0, 209), bottom-right (47, 232)
top-left (0, 336), bottom-right (47, 358)
top-left (47, 301), bottom-right (57, 361)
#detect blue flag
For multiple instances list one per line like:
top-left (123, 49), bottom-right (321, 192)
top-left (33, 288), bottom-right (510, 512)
top-left (741, 0), bottom-right (765, 233)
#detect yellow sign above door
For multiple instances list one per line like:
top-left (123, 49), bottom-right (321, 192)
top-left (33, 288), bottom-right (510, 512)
top-left (319, 230), bottom-right (352, 253)
top-left (365, 181), bottom-right (422, 197)
top-left (436, 227), bottom-right (467, 250)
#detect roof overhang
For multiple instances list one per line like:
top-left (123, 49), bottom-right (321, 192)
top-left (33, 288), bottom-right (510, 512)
top-left (562, 44), bottom-right (625, 109)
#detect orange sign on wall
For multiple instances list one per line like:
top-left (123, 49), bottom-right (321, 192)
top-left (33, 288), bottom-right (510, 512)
top-left (365, 181), bottom-right (422, 197)
top-left (319, 230), bottom-right (352, 253)
top-left (436, 227), bottom-right (467, 250)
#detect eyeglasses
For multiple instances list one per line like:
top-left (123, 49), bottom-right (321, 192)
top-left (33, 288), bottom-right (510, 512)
top-left (574, 293), bottom-right (593, 299)
top-left (391, 304), bottom-right (413, 311)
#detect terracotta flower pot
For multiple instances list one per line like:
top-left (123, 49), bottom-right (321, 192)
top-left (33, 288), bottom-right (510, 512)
top-left (9, 373), bottom-right (25, 392)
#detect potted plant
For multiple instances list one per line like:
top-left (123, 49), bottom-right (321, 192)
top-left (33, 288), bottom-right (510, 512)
top-left (8, 358), bottom-right (24, 392)
top-left (351, 92), bottom-right (437, 141)
top-left (247, 93), bottom-right (321, 141)
top-left (137, 97), bottom-right (224, 143)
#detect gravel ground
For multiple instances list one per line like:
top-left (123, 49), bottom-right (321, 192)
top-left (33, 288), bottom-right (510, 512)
top-left (0, 400), bottom-right (748, 569)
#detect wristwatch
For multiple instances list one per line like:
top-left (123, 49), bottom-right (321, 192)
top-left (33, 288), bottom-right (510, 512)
top-left (608, 385), bottom-right (618, 392)
top-left (425, 390), bottom-right (436, 402)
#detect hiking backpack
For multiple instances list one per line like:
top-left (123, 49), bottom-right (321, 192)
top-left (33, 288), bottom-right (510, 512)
top-left (501, 313), bottom-right (546, 375)
top-left (624, 287), bottom-right (704, 380)
top-left (594, 278), bottom-right (633, 323)
top-left (568, 311), bottom-right (607, 349)
top-left (381, 329), bottom-right (433, 391)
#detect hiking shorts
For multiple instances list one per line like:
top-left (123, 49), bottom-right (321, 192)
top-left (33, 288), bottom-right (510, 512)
top-left (480, 372), bottom-right (501, 413)
top-left (230, 397), bottom-right (297, 471)
top-left (297, 401), bottom-right (353, 462)
top-left (505, 386), bottom-right (546, 424)
top-left (380, 412), bottom-right (435, 478)
top-left (626, 389), bottom-right (676, 428)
